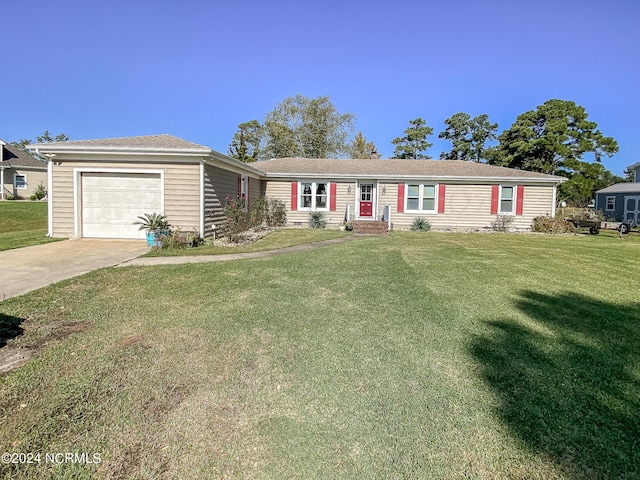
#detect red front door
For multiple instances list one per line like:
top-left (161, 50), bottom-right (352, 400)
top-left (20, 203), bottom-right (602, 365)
top-left (360, 184), bottom-right (373, 217)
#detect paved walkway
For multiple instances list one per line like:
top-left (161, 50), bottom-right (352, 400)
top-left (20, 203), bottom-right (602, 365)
top-left (118, 235), bottom-right (363, 267)
top-left (1, 240), bottom-right (148, 301)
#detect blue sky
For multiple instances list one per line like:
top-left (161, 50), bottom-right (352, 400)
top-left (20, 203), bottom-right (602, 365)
top-left (3, 0), bottom-right (638, 174)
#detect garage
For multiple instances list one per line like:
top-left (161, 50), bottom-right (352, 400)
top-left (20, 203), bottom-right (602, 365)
top-left (81, 172), bottom-right (162, 239)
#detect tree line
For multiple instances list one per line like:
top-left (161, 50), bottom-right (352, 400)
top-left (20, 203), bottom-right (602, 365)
top-left (229, 95), bottom-right (627, 206)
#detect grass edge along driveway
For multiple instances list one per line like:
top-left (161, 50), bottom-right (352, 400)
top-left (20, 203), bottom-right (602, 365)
top-left (0, 202), bottom-right (60, 252)
top-left (0, 232), bottom-right (639, 479)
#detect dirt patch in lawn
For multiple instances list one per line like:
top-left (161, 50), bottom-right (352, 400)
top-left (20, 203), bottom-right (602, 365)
top-left (0, 314), bottom-right (91, 375)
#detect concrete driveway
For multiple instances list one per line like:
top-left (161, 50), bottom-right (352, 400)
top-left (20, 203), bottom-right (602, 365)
top-left (1, 240), bottom-right (148, 301)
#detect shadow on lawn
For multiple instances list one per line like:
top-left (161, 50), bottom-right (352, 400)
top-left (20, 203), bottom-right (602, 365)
top-left (0, 313), bottom-right (24, 348)
top-left (471, 291), bottom-right (640, 478)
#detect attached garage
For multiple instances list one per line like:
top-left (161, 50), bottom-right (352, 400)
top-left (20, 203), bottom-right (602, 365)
top-left (28, 135), bottom-right (264, 240)
top-left (81, 172), bottom-right (162, 239)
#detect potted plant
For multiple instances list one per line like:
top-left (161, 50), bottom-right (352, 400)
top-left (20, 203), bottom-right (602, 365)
top-left (133, 213), bottom-right (170, 248)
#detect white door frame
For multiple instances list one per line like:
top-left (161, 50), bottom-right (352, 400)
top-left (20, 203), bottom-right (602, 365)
top-left (73, 167), bottom-right (164, 238)
top-left (355, 180), bottom-right (378, 219)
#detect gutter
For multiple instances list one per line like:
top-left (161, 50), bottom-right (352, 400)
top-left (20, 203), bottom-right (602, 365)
top-left (260, 172), bottom-right (567, 184)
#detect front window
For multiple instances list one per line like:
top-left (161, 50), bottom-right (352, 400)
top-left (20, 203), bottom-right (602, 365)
top-left (606, 196), bottom-right (615, 210)
top-left (14, 174), bottom-right (26, 190)
top-left (406, 183), bottom-right (437, 212)
top-left (299, 181), bottom-right (329, 210)
top-left (500, 186), bottom-right (514, 214)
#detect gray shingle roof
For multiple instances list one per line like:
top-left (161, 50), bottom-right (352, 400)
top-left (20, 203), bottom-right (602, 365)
top-left (30, 134), bottom-right (210, 152)
top-left (596, 182), bottom-right (640, 194)
top-left (255, 158), bottom-right (563, 182)
top-left (1, 144), bottom-right (47, 168)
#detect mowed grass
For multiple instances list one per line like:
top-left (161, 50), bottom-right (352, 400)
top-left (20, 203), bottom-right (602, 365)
top-left (0, 202), bottom-right (59, 251)
top-left (0, 232), bottom-right (639, 479)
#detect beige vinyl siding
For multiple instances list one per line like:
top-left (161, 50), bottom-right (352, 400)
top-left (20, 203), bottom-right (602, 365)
top-left (390, 183), bottom-right (555, 231)
top-left (267, 179), bottom-right (557, 231)
top-left (203, 164), bottom-right (240, 237)
top-left (264, 180), bottom-right (351, 227)
top-left (248, 175), bottom-right (261, 204)
top-left (50, 160), bottom-right (200, 238)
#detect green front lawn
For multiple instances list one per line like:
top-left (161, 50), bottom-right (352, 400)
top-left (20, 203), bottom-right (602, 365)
top-left (0, 202), bottom-right (59, 251)
top-left (1, 232), bottom-right (639, 479)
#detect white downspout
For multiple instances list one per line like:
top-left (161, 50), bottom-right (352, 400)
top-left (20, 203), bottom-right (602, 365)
top-left (551, 184), bottom-right (557, 218)
top-left (199, 162), bottom-right (205, 238)
top-left (1, 166), bottom-right (5, 201)
top-left (47, 156), bottom-right (53, 236)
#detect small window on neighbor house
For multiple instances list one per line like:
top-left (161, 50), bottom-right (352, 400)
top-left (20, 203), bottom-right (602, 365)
top-left (14, 174), bottom-right (26, 189)
top-left (500, 186), bottom-right (514, 214)
top-left (606, 196), bottom-right (615, 210)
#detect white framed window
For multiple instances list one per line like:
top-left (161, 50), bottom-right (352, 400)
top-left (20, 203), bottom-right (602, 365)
top-left (499, 185), bottom-right (515, 214)
top-left (606, 196), bottom-right (615, 211)
top-left (405, 183), bottom-right (437, 212)
top-left (14, 174), bottom-right (27, 190)
top-left (299, 181), bottom-right (329, 211)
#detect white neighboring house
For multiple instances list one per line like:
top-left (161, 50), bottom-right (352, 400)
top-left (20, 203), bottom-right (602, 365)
top-left (0, 140), bottom-right (48, 200)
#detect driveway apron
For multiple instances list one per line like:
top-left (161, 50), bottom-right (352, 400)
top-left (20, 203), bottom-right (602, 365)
top-left (0, 240), bottom-right (148, 301)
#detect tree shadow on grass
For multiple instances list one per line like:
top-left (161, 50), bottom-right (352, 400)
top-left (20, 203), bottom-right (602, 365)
top-left (0, 313), bottom-right (24, 348)
top-left (471, 291), bottom-right (640, 479)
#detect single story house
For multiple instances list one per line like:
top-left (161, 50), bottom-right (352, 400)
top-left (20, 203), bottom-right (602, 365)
top-left (0, 140), bottom-right (48, 200)
top-left (29, 134), bottom-right (565, 239)
top-left (259, 157), bottom-right (563, 231)
top-left (595, 162), bottom-right (640, 227)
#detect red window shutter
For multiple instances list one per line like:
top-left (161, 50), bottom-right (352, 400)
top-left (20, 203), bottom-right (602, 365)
top-left (291, 182), bottom-right (298, 211)
top-left (437, 184), bottom-right (446, 214)
top-left (490, 185), bottom-right (499, 215)
top-left (330, 182), bottom-right (337, 211)
top-left (516, 185), bottom-right (524, 216)
top-left (397, 183), bottom-right (405, 213)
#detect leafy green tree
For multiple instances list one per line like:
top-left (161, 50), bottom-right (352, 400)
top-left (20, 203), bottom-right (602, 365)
top-left (10, 131), bottom-right (69, 152)
top-left (262, 95), bottom-right (355, 159)
top-left (228, 120), bottom-right (263, 163)
top-left (439, 113), bottom-right (498, 162)
top-left (558, 159), bottom-right (627, 206)
top-left (37, 131), bottom-right (69, 143)
top-left (349, 131), bottom-right (378, 158)
top-left (491, 99), bottom-right (618, 175)
top-left (391, 118), bottom-right (433, 159)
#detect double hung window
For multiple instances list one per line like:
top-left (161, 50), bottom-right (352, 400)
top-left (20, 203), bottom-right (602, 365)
top-left (406, 184), bottom-right (437, 212)
top-left (500, 186), bottom-right (514, 214)
top-left (299, 181), bottom-right (329, 210)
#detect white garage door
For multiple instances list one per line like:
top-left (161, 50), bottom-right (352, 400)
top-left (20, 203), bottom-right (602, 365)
top-left (82, 172), bottom-right (162, 239)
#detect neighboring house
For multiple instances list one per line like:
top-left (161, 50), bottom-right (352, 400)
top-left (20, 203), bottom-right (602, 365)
top-left (29, 134), bottom-right (565, 240)
top-left (258, 157), bottom-right (563, 231)
top-left (595, 162), bottom-right (640, 228)
top-left (0, 140), bottom-right (48, 200)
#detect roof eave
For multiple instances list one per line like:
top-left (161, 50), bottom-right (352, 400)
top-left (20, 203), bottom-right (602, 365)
top-left (262, 171), bottom-right (565, 184)
top-left (206, 151), bottom-right (265, 176)
top-left (27, 144), bottom-right (211, 157)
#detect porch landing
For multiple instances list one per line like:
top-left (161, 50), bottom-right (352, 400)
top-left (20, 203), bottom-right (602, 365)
top-left (352, 220), bottom-right (389, 235)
